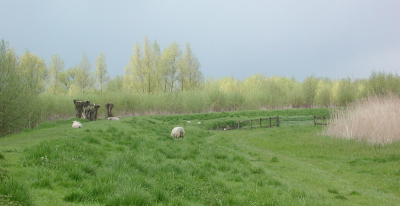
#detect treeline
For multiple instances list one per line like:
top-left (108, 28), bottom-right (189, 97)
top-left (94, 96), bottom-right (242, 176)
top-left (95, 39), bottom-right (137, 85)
top-left (22, 36), bottom-right (203, 96)
top-left (0, 37), bottom-right (203, 136)
top-left (1, 37), bottom-right (400, 137)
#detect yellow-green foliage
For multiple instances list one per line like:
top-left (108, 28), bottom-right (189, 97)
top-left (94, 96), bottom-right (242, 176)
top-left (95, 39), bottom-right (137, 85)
top-left (3, 38), bottom-right (400, 136)
top-left (27, 72), bottom-right (400, 132)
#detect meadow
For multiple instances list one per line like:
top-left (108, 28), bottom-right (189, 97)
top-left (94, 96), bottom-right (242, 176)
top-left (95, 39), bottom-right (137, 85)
top-left (1, 108), bottom-right (400, 205)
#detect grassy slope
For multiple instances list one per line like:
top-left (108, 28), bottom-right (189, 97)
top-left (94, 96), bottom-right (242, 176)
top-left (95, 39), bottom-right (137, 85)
top-left (0, 108), bottom-right (399, 205)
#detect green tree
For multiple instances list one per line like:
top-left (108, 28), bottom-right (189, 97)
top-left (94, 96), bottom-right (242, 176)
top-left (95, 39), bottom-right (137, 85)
top-left (48, 54), bottom-right (65, 95)
top-left (142, 36), bottom-right (155, 93)
top-left (94, 52), bottom-right (109, 93)
top-left (368, 71), bottom-right (400, 95)
top-left (58, 69), bottom-right (72, 94)
top-left (152, 41), bottom-right (162, 92)
top-left (178, 43), bottom-right (203, 92)
top-left (336, 77), bottom-right (356, 106)
top-left (302, 75), bottom-right (318, 108)
top-left (123, 42), bottom-right (144, 93)
top-left (287, 76), bottom-right (303, 108)
top-left (73, 52), bottom-right (94, 94)
top-left (242, 74), bottom-right (267, 109)
top-left (106, 75), bottom-right (123, 93)
top-left (56, 67), bottom-right (80, 94)
top-left (19, 50), bottom-right (48, 93)
top-left (122, 58), bottom-right (135, 93)
top-left (161, 42), bottom-right (181, 92)
top-left (0, 40), bottom-right (40, 136)
top-left (315, 78), bottom-right (332, 107)
top-left (265, 76), bottom-right (287, 108)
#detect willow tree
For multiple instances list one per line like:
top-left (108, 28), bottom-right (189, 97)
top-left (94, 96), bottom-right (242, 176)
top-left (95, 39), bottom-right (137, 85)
top-left (161, 42), bottom-right (181, 92)
top-left (48, 54), bottom-right (65, 95)
top-left (152, 41), bottom-right (162, 92)
top-left (19, 51), bottom-right (48, 94)
top-left (142, 36), bottom-right (157, 93)
top-left (315, 78), bottom-right (332, 107)
top-left (107, 75), bottom-right (123, 93)
top-left (123, 42), bottom-right (144, 93)
top-left (57, 67), bottom-right (78, 94)
top-left (94, 52), bottom-right (109, 93)
top-left (73, 52), bottom-right (94, 94)
top-left (368, 71), bottom-right (400, 95)
top-left (0, 40), bottom-right (41, 135)
top-left (302, 75), bottom-right (319, 108)
top-left (178, 43), bottom-right (203, 92)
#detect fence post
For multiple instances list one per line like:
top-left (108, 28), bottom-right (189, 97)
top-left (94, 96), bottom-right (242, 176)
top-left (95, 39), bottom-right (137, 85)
top-left (276, 116), bottom-right (280, 127)
top-left (250, 119), bottom-right (252, 129)
top-left (269, 117), bottom-right (271, 127)
top-left (323, 116), bottom-right (325, 125)
top-left (260, 118), bottom-right (262, 127)
top-left (237, 121), bottom-right (240, 130)
top-left (314, 115), bottom-right (316, 126)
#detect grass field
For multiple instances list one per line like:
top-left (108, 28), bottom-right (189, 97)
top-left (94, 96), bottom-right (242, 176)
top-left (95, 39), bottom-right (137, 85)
top-left (1, 108), bottom-right (400, 205)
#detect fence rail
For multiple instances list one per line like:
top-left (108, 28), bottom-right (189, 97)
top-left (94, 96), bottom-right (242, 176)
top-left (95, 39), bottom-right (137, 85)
top-left (313, 115), bottom-right (328, 126)
top-left (236, 117), bottom-right (280, 130)
top-left (234, 115), bottom-right (327, 130)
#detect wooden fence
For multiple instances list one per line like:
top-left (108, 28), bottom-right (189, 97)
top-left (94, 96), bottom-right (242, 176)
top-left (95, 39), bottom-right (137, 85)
top-left (234, 115), bottom-right (327, 130)
top-left (237, 117), bottom-right (280, 130)
top-left (313, 115), bottom-right (327, 126)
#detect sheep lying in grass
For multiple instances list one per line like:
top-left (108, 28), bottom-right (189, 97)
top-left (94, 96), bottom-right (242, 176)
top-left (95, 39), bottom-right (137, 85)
top-left (72, 121), bottom-right (83, 128)
top-left (171, 127), bottom-right (185, 139)
top-left (107, 117), bottom-right (120, 121)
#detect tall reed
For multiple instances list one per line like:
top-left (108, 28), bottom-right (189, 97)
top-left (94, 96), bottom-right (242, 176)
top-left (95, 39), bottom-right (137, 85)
top-left (324, 93), bottom-right (400, 144)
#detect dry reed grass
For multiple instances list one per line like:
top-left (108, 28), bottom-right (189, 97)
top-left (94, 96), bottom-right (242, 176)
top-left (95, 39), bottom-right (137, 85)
top-left (324, 93), bottom-right (400, 144)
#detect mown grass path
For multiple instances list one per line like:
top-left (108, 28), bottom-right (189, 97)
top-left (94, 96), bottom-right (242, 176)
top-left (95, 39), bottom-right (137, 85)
top-left (1, 108), bottom-right (400, 205)
top-left (225, 127), bottom-right (400, 205)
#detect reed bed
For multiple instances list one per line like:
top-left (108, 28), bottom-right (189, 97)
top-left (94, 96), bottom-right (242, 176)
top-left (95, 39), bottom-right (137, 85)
top-left (324, 94), bottom-right (400, 144)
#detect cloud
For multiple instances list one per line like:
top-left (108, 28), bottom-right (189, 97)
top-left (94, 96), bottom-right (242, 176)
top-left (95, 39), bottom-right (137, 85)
top-left (341, 49), bottom-right (400, 78)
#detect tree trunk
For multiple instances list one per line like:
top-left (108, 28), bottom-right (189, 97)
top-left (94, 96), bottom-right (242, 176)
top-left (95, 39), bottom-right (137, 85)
top-left (105, 102), bottom-right (114, 117)
top-left (73, 99), bottom-right (84, 118)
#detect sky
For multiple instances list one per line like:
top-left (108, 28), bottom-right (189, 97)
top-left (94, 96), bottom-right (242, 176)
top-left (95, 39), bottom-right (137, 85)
top-left (1, 0), bottom-right (400, 81)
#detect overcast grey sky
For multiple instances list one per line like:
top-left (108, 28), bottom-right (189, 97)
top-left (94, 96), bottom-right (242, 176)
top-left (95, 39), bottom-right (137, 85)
top-left (1, 0), bottom-right (399, 81)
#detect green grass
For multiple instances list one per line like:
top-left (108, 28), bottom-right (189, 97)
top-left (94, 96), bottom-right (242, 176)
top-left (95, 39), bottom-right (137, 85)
top-left (1, 108), bottom-right (400, 205)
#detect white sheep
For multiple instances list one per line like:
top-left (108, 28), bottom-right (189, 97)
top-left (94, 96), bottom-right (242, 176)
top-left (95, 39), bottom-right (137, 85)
top-left (187, 121), bottom-right (191, 123)
top-left (171, 127), bottom-right (185, 139)
top-left (72, 121), bottom-right (83, 128)
top-left (108, 117), bottom-right (120, 121)
top-left (224, 125), bottom-right (230, 131)
top-left (197, 122), bottom-right (201, 124)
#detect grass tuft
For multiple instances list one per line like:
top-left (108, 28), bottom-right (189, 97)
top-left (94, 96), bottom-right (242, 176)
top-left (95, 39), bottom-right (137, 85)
top-left (0, 167), bottom-right (8, 181)
top-left (106, 126), bottom-right (118, 133)
top-left (2, 108), bottom-right (400, 205)
top-left (63, 191), bottom-right (86, 203)
top-left (270, 156), bottom-right (279, 162)
top-left (328, 188), bottom-right (339, 194)
top-left (0, 179), bottom-right (33, 206)
top-left (334, 194), bottom-right (347, 200)
top-left (105, 187), bottom-right (152, 206)
top-left (349, 190), bottom-right (361, 195)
